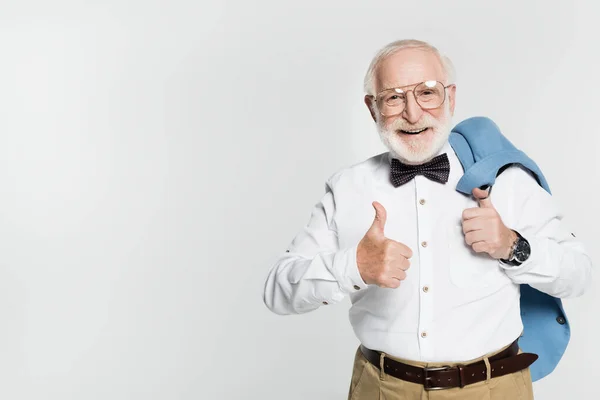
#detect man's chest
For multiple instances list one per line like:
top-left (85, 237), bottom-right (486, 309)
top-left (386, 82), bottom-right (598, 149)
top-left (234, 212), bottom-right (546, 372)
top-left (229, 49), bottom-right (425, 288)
top-left (334, 175), bottom-right (473, 247)
top-left (333, 175), bottom-right (511, 292)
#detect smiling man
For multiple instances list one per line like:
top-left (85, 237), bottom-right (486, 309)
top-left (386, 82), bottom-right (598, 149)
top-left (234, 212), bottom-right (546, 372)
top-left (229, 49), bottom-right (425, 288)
top-left (366, 45), bottom-right (455, 167)
top-left (263, 39), bottom-right (592, 399)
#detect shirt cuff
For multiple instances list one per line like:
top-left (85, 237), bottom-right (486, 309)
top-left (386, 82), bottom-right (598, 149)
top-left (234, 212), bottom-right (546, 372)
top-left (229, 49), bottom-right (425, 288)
top-left (334, 244), bottom-right (369, 292)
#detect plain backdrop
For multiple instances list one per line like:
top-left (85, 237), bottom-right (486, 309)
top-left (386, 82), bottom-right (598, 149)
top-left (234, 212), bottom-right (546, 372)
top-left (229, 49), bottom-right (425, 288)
top-left (0, 1), bottom-right (598, 399)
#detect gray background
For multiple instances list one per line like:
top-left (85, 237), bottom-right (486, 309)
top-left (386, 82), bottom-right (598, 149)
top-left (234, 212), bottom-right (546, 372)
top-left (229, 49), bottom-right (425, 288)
top-left (0, 0), bottom-right (598, 399)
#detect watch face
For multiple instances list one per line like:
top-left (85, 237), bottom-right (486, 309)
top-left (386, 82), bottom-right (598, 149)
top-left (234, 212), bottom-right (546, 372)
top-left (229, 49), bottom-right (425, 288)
top-left (514, 238), bottom-right (531, 262)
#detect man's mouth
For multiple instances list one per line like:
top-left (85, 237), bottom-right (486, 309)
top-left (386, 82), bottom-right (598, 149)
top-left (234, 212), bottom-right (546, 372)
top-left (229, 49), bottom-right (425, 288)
top-left (398, 127), bottom-right (429, 135)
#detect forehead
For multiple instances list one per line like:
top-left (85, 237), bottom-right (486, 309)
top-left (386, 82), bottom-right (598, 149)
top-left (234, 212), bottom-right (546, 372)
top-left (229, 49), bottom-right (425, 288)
top-left (374, 48), bottom-right (446, 93)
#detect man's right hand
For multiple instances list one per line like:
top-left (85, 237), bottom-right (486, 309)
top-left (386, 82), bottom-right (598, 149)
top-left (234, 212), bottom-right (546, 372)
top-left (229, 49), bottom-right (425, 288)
top-left (356, 201), bottom-right (413, 288)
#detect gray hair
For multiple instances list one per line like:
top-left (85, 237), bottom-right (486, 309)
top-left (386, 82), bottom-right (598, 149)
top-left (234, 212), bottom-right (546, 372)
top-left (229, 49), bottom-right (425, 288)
top-left (363, 39), bottom-right (456, 96)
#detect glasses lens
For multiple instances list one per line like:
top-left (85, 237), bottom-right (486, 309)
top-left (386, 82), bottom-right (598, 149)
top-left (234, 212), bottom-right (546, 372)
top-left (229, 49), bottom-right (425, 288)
top-left (379, 88), bottom-right (405, 116)
top-left (415, 81), bottom-right (445, 109)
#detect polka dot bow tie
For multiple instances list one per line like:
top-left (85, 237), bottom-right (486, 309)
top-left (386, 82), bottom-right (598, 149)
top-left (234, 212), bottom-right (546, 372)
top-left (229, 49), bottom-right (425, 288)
top-left (390, 153), bottom-right (450, 187)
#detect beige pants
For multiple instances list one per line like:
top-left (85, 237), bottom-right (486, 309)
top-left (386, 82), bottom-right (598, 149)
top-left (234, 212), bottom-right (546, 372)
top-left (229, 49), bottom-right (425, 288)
top-left (347, 343), bottom-right (534, 400)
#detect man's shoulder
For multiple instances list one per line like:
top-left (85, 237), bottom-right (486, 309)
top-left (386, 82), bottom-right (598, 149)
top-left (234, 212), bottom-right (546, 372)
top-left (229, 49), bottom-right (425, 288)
top-left (325, 151), bottom-right (388, 187)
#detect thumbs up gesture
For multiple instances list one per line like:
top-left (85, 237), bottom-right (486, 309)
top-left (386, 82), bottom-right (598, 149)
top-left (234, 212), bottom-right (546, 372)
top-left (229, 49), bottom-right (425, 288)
top-left (356, 201), bottom-right (413, 288)
top-left (461, 187), bottom-right (517, 260)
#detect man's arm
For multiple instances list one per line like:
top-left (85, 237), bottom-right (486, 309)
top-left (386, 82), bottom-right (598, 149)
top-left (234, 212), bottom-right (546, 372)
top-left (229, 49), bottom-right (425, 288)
top-left (497, 165), bottom-right (593, 298)
top-left (262, 181), bottom-right (368, 315)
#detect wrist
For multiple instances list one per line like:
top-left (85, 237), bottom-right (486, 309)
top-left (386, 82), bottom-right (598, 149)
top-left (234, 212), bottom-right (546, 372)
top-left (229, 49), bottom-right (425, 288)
top-left (500, 230), bottom-right (531, 266)
top-left (355, 241), bottom-right (373, 285)
top-left (502, 229), bottom-right (518, 260)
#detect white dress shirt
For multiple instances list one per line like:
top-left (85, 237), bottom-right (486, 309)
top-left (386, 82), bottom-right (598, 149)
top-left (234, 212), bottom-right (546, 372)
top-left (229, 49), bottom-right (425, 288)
top-left (262, 140), bottom-right (592, 362)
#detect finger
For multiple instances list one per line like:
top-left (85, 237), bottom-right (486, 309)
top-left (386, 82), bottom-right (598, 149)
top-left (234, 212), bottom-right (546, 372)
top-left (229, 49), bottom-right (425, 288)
top-left (462, 207), bottom-right (484, 221)
top-left (465, 230), bottom-right (488, 246)
top-left (392, 270), bottom-right (407, 281)
top-left (397, 258), bottom-right (411, 271)
top-left (368, 201), bottom-right (387, 238)
top-left (390, 240), bottom-right (413, 259)
top-left (471, 241), bottom-right (489, 253)
top-left (382, 275), bottom-right (403, 289)
top-left (387, 279), bottom-right (402, 289)
top-left (462, 218), bottom-right (485, 234)
top-left (472, 186), bottom-right (494, 209)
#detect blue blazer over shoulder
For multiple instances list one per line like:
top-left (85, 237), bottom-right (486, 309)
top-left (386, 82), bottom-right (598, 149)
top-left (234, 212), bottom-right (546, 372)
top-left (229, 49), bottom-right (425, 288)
top-left (448, 116), bottom-right (569, 382)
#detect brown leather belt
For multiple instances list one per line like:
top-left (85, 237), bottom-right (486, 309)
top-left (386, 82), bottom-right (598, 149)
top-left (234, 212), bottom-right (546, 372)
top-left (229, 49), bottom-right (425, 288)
top-left (360, 340), bottom-right (538, 391)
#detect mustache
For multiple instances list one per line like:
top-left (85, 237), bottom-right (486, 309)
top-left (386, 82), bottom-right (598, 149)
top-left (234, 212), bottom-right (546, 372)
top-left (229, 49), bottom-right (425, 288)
top-left (386, 114), bottom-right (441, 131)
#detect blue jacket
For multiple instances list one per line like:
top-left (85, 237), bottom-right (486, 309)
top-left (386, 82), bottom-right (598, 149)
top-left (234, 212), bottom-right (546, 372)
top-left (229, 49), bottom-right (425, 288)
top-left (448, 116), bottom-right (569, 382)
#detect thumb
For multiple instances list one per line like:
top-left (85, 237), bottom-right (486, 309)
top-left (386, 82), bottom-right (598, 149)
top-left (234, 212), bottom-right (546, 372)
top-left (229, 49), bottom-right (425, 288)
top-left (472, 186), bottom-right (494, 208)
top-left (368, 201), bottom-right (387, 238)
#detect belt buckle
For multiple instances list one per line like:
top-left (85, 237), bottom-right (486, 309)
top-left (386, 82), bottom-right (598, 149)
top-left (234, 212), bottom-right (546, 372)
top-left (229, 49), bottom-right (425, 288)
top-left (423, 365), bottom-right (453, 391)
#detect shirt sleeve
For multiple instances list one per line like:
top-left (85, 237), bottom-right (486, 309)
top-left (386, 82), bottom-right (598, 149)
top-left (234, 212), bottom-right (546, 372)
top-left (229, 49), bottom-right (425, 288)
top-left (495, 165), bottom-right (593, 298)
top-left (262, 179), bottom-right (368, 315)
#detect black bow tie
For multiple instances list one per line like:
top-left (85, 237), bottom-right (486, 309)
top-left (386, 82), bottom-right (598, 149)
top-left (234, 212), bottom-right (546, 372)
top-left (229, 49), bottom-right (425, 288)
top-left (390, 153), bottom-right (450, 187)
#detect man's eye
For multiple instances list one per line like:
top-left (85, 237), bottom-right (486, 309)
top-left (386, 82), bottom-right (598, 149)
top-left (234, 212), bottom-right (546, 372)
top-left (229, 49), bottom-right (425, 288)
top-left (387, 95), bottom-right (404, 101)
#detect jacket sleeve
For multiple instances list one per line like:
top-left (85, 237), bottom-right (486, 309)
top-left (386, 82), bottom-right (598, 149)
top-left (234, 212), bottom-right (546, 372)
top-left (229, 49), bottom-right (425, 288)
top-left (496, 165), bottom-right (593, 298)
top-left (262, 179), bottom-right (368, 315)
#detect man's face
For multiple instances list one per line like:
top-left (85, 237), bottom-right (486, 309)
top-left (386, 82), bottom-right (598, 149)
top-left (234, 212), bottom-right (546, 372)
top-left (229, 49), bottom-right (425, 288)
top-left (366, 48), bottom-right (456, 165)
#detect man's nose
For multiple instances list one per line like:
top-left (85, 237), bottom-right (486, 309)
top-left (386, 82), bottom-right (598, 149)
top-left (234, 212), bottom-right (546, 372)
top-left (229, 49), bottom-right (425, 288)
top-left (401, 92), bottom-right (423, 124)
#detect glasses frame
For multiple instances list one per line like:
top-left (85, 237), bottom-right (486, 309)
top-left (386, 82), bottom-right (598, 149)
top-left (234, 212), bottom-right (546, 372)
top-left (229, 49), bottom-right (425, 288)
top-left (370, 80), bottom-right (455, 117)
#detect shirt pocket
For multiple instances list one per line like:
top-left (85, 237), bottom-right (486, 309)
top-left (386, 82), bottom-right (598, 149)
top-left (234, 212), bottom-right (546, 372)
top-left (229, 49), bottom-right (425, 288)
top-left (446, 225), bottom-right (509, 289)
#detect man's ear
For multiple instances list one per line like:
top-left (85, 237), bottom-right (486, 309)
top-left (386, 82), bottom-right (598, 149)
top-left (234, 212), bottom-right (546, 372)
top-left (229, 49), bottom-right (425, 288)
top-left (364, 95), bottom-right (377, 122)
top-left (447, 85), bottom-right (457, 116)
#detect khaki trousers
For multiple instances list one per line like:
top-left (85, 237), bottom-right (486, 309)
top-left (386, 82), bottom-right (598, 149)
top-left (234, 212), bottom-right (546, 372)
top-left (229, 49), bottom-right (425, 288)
top-left (347, 343), bottom-right (534, 400)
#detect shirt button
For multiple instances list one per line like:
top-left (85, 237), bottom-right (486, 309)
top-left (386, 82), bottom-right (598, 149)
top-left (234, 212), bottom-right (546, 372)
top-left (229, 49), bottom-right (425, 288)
top-left (421, 241), bottom-right (428, 248)
top-left (422, 286), bottom-right (429, 293)
top-left (353, 285), bottom-right (361, 290)
top-left (419, 199), bottom-right (426, 205)
top-left (322, 301), bottom-right (329, 305)
top-left (421, 331), bottom-right (427, 338)
top-left (556, 316), bottom-right (566, 325)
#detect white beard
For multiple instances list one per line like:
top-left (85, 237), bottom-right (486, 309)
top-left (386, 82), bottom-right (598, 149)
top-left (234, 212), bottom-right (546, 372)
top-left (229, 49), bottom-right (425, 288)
top-left (375, 102), bottom-right (453, 165)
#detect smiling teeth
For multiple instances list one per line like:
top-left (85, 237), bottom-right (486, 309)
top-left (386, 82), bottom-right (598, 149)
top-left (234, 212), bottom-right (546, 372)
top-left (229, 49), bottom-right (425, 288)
top-left (403, 128), bottom-right (427, 133)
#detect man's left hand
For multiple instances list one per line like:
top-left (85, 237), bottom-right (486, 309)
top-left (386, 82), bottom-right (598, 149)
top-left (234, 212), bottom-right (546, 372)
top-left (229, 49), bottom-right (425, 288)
top-left (461, 187), bottom-right (517, 260)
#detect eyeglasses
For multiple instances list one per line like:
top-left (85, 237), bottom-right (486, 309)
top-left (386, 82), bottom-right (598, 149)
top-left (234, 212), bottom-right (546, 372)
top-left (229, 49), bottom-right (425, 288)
top-left (371, 80), bottom-right (454, 117)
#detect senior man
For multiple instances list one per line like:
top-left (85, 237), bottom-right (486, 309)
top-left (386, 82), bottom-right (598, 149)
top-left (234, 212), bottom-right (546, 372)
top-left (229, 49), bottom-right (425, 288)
top-left (262, 39), bottom-right (592, 399)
